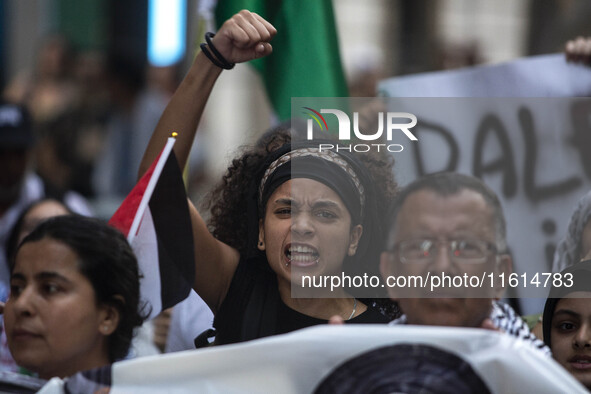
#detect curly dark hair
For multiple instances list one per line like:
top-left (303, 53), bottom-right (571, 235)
top-left (203, 130), bottom-right (291, 254)
top-left (16, 214), bottom-right (148, 362)
top-left (203, 125), bottom-right (400, 318)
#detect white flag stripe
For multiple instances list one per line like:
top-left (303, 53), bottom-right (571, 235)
top-left (132, 208), bottom-right (162, 317)
top-left (128, 137), bottom-right (176, 245)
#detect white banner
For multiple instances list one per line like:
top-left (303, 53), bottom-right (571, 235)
top-left (103, 325), bottom-right (585, 393)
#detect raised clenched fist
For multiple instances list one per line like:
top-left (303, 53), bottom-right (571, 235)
top-left (210, 10), bottom-right (277, 65)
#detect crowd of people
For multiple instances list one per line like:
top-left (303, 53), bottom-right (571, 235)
top-left (1, 8), bottom-right (591, 393)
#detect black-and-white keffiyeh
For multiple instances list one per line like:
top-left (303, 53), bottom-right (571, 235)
top-left (490, 302), bottom-right (550, 356)
top-left (389, 301), bottom-right (551, 356)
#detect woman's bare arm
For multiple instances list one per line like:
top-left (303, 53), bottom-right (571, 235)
top-left (138, 10), bottom-right (276, 312)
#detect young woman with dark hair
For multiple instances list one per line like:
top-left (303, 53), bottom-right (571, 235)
top-left (3, 215), bottom-right (146, 379)
top-left (139, 10), bottom-right (399, 346)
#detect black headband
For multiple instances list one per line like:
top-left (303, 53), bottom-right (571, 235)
top-left (259, 148), bottom-right (365, 223)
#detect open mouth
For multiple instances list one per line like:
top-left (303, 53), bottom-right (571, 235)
top-left (285, 244), bottom-right (320, 267)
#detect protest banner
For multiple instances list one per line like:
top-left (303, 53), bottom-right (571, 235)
top-left (377, 54), bottom-right (591, 313)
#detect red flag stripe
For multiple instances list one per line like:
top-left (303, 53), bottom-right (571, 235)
top-left (109, 139), bottom-right (173, 239)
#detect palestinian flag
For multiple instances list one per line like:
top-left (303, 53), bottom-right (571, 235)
top-left (109, 137), bottom-right (195, 319)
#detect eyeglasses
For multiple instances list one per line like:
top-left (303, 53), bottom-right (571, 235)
top-left (392, 239), bottom-right (498, 264)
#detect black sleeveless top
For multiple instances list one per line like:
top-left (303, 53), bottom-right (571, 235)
top-left (213, 256), bottom-right (389, 345)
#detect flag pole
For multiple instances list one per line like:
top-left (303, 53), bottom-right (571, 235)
top-left (128, 134), bottom-right (177, 244)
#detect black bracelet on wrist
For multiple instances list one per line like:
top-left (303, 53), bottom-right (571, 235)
top-left (200, 43), bottom-right (226, 69)
top-left (200, 32), bottom-right (235, 70)
top-left (205, 32), bottom-right (235, 69)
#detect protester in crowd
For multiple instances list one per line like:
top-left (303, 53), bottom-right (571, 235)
top-left (0, 198), bottom-right (72, 372)
top-left (92, 50), bottom-right (170, 200)
top-left (3, 215), bottom-right (146, 381)
top-left (35, 108), bottom-right (107, 199)
top-left (2, 199), bottom-right (159, 368)
top-left (0, 101), bottom-right (92, 301)
top-left (553, 190), bottom-right (591, 273)
top-left (139, 10), bottom-right (399, 346)
top-left (529, 189), bottom-right (591, 349)
top-left (4, 34), bottom-right (110, 201)
top-left (379, 172), bottom-right (549, 354)
top-left (3, 34), bottom-right (78, 124)
top-left (5, 199), bottom-right (71, 266)
top-left (543, 259), bottom-right (591, 390)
